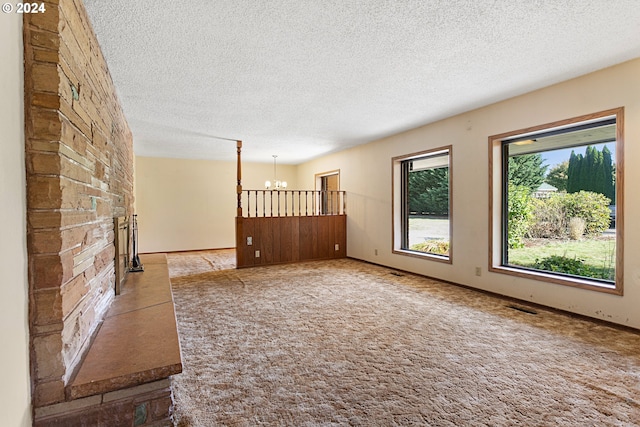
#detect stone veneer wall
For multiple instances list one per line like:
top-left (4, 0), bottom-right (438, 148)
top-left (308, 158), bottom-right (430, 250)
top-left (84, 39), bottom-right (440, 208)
top-left (24, 0), bottom-right (134, 408)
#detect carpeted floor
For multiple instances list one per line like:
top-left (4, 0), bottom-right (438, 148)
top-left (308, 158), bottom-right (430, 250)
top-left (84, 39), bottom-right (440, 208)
top-left (167, 250), bottom-right (640, 426)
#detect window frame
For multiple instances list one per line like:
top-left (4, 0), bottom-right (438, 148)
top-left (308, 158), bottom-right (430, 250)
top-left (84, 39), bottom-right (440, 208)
top-left (392, 146), bottom-right (453, 263)
top-left (488, 108), bottom-right (624, 295)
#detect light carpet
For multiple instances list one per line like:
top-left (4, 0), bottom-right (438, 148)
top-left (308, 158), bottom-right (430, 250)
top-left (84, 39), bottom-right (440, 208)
top-left (167, 250), bottom-right (640, 426)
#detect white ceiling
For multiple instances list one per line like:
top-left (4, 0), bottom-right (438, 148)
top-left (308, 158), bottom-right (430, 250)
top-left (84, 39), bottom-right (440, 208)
top-left (83, 0), bottom-right (640, 164)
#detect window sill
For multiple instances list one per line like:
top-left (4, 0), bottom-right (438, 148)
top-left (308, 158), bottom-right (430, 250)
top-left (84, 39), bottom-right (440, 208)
top-left (489, 265), bottom-right (621, 295)
top-left (393, 248), bottom-right (452, 264)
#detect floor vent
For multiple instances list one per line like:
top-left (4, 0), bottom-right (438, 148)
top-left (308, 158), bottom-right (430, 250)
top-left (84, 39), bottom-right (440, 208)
top-left (507, 305), bottom-right (538, 315)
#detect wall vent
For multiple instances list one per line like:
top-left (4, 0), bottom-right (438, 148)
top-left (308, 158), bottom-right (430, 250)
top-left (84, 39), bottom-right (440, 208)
top-left (507, 305), bottom-right (538, 315)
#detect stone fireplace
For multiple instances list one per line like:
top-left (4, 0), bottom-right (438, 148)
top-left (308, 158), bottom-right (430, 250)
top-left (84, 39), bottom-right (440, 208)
top-left (24, 0), bottom-right (134, 409)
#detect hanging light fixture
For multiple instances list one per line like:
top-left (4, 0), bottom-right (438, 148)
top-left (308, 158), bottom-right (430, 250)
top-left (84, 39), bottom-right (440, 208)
top-left (265, 155), bottom-right (287, 189)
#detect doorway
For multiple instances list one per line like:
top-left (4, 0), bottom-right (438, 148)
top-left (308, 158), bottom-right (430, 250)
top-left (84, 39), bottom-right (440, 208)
top-left (315, 170), bottom-right (340, 215)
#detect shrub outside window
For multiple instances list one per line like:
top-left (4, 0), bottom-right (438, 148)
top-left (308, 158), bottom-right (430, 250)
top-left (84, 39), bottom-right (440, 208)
top-left (489, 108), bottom-right (624, 294)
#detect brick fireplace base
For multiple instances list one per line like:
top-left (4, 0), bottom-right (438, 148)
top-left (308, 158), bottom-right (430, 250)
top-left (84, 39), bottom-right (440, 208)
top-left (34, 379), bottom-right (172, 426)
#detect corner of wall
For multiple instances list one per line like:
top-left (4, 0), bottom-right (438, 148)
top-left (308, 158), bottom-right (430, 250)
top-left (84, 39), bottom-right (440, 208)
top-left (0, 11), bottom-right (32, 427)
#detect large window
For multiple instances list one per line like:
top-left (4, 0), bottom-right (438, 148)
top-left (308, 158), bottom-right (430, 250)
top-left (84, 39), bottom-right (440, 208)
top-left (393, 146), bottom-right (452, 262)
top-left (489, 108), bottom-right (624, 294)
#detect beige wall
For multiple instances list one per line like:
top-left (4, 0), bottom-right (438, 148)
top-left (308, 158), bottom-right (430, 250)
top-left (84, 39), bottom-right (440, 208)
top-left (0, 13), bottom-right (32, 427)
top-left (297, 58), bottom-right (640, 329)
top-left (135, 156), bottom-right (298, 253)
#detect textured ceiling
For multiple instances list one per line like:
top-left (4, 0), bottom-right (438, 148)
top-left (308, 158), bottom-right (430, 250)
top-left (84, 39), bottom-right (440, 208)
top-left (83, 0), bottom-right (640, 164)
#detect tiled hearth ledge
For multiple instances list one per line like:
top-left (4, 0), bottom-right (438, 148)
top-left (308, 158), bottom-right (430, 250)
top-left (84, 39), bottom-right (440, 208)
top-left (35, 254), bottom-right (183, 426)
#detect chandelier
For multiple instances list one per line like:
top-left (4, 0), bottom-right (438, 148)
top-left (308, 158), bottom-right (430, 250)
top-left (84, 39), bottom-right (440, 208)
top-left (265, 155), bottom-right (287, 189)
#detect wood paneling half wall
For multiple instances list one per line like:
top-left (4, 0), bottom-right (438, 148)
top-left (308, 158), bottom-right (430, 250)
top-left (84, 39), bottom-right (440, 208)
top-left (236, 215), bottom-right (347, 268)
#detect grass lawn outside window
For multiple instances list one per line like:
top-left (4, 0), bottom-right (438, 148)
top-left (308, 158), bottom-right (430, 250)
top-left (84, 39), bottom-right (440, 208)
top-left (508, 235), bottom-right (616, 281)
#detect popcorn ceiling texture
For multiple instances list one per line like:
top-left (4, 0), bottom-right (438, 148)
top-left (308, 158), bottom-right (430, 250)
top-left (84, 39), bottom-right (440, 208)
top-left (83, 0), bottom-right (640, 164)
top-left (167, 250), bottom-right (640, 426)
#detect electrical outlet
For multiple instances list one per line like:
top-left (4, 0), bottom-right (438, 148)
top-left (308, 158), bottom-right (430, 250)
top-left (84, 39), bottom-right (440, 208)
top-left (335, 244), bottom-right (339, 251)
top-left (255, 250), bottom-right (260, 258)
top-left (375, 249), bottom-right (378, 256)
top-left (247, 236), bottom-right (252, 246)
top-left (475, 267), bottom-right (482, 276)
